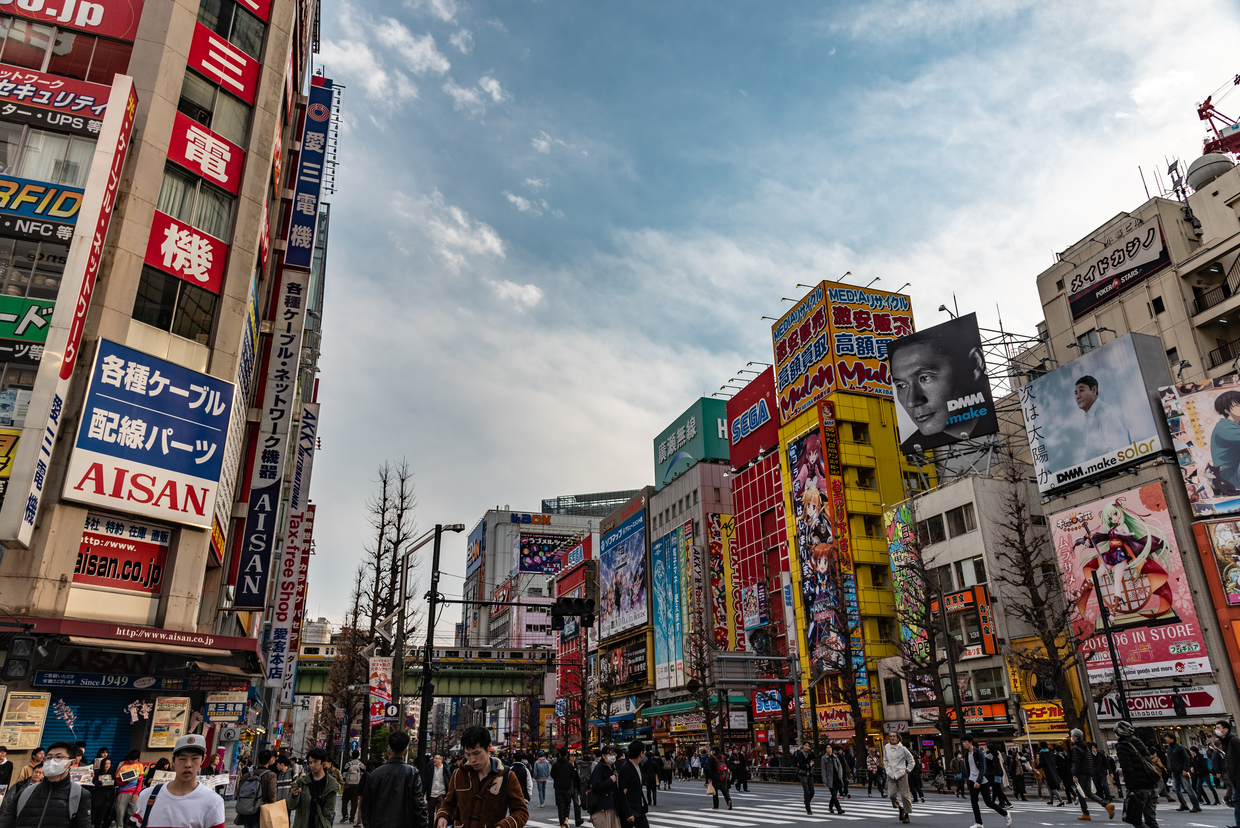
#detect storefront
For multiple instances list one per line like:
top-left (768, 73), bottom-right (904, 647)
top-left (639, 694), bottom-right (751, 751)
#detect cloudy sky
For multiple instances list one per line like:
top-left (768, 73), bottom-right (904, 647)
top-left (302, 0), bottom-right (1240, 637)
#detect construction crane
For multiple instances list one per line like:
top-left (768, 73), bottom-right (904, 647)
top-left (1198, 73), bottom-right (1240, 155)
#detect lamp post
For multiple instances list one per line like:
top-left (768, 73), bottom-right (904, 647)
top-left (935, 580), bottom-right (968, 746)
top-left (1089, 568), bottom-right (1132, 722)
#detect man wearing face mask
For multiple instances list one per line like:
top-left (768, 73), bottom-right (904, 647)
top-left (0, 740), bottom-right (92, 828)
top-left (1218, 721), bottom-right (1240, 828)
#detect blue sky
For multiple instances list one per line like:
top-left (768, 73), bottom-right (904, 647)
top-left (303, 0), bottom-right (1240, 634)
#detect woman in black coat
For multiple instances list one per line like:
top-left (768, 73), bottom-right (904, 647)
top-left (589, 746), bottom-right (622, 828)
top-left (92, 758), bottom-right (117, 828)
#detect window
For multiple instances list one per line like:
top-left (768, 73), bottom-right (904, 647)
top-left (0, 237), bottom-right (69, 300)
top-left (973, 667), bottom-right (1006, 701)
top-left (196, 0), bottom-right (265, 59)
top-left (851, 422), bottom-right (870, 444)
top-left (1076, 329), bottom-right (1100, 353)
top-left (1151, 296), bottom-right (1165, 315)
top-left (760, 508), bottom-right (777, 539)
top-left (877, 616), bottom-right (895, 642)
top-left (856, 467), bottom-right (876, 490)
top-left (1055, 278), bottom-right (1064, 292)
top-left (945, 503), bottom-right (976, 537)
top-left (177, 70), bottom-right (252, 147)
top-left (157, 164), bottom-right (235, 240)
top-left (0, 15), bottom-right (132, 83)
top-left (0, 124), bottom-right (96, 185)
top-left (954, 555), bottom-right (987, 588)
top-left (1166, 348), bottom-right (1180, 372)
top-left (132, 265), bottom-right (218, 344)
top-left (869, 565), bottom-right (888, 589)
top-left (929, 564), bottom-right (953, 592)
top-left (882, 676), bottom-right (904, 706)
top-left (862, 514), bottom-right (882, 538)
top-left (1032, 514), bottom-right (1047, 526)
top-left (917, 514), bottom-right (945, 546)
top-left (713, 487), bottom-right (720, 501)
top-left (693, 490), bottom-right (699, 505)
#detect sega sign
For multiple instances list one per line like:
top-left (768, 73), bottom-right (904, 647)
top-left (725, 367), bottom-right (780, 468)
top-left (754, 690), bottom-right (783, 717)
top-left (731, 398), bottom-right (771, 445)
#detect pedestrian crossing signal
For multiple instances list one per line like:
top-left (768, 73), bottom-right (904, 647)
top-left (2, 634), bottom-right (35, 681)
top-left (551, 597), bottom-right (596, 631)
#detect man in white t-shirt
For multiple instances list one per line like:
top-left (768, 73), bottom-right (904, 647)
top-left (132, 734), bottom-right (225, 828)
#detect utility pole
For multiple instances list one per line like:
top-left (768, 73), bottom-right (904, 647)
top-left (415, 524), bottom-right (444, 772)
top-left (1089, 568), bottom-right (1131, 722)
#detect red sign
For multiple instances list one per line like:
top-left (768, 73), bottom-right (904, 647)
top-left (15, 616), bottom-right (259, 653)
top-left (726, 367), bottom-right (779, 468)
top-left (188, 23), bottom-right (260, 105)
top-left (3, 0), bottom-right (146, 42)
top-left (143, 210), bottom-right (228, 294)
top-left (0, 65), bottom-right (111, 131)
top-left (73, 512), bottom-right (170, 595)
top-left (945, 703), bottom-right (1009, 725)
top-left (166, 111), bottom-right (244, 194)
top-left (237, 0), bottom-right (271, 22)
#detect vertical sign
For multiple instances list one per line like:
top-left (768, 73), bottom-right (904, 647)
top-left (274, 402), bottom-right (319, 707)
top-left (213, 273), bottom-right (260, 559)
top-left (0, 78), bottom-right (138, 547)
top-left (280, 503), bottom-right (315, 706)
top-left (285, 78), bottom-right (332, 269)
top-left (368, 656), bottom-right (391, 727)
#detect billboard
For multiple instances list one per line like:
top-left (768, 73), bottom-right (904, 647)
top-left (1, 0), bottom-right (146, 40)
top-left (772, 281), bottom-right (914, 420)
top-left (651, 529), bottom-right (685, 689)
top-left (726, 367), bottom-right (778, 467)
top-left (883, 502), bottom-right (925, 650)
top-left (1050, 481), bottom-right (1210, 683)
top-left (143, 210), bottom-right (228, 294)
top-left (1161, 375), bottom-right (1240, 516)
top-left (653, 397), bottom-right (728, 490)
top-left (0, 66), bottom-right (110, 138)
top-left (742, 583), bottom-right (767, 630)
top-left (1200, 519), bottom-right (1240, 605)
top-left (284, 77), bottom-right (333, 267)
top-left (706, 512), bottom-right (740, 649)
top-left (72, 513), bottom-right (169, 595)
top-left (1019, 333), bottom-right (1171, 493)
top-left (514, 532), bottom-right (571, 574)
top-left (466, 519), bottom-right (485, 577)
top-left (0, 174), bottom-right (82, 243)
top-left (62, 339), bottom-right (234, 527)
top-left (605, 638), bottom-right (648, 684)
top-left (889, 313), bottom-right (998, 453)
top-left (598, 510), bottom-right (648, 640)
top-left (1066, 217), bottom-right (1170, 320)
top-left (367, 657), bottom-right (391, 727)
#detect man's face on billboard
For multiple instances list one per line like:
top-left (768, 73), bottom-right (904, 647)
top-left (892, 342), bottom-right (957, 436)
top-left (1075, 382), bottom-right (1098, 412)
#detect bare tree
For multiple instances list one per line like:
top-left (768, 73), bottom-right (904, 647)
top-left (557, 656), bottom-right (593, 750)
top-left (593, 656), bottom-right (623, 747)
top-left (318, 569), bottom-right (369, 757)
top-left (683, 627), bottom-right (719, 752)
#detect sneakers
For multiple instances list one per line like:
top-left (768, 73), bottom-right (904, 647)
top-left (1078, 815), bottom-right (1092, 821)
top-left (1005, 813), bottom-right (1012, 828)
top-left (1105, 803), bottom-right (1115, 819)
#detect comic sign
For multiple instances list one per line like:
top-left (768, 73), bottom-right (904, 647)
top-left (651, 528), bottom-right (684, 689)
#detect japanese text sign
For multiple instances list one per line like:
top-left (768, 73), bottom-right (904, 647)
top-left (0, 77), bottom-right (137, 548)
top-left (0, 65), bottom-right (109, 137)
top-left (653, 396), bottom-right (727, 490)
top-left (205, 691), bottom-right (247, 723)
top-left (166, 111), bottom-right (244, 195)
top-left (0, 297), bottom-right (53, 343)
top-left (1066, 217), bottom-right (1170, 320)
top-left (279, 503), bottom-right (315, 707)
top-left (63, 339), bottom-right (235, 527)
top-left (214, 273), bottom-right (259, 541)
top-left (73, 511), bottom-right (169, 595)
top-left (0, 174), bottom-right (83, 243)
top-left (0, 0), bottom-right (146, 41)
top-left (188, 23), bottom-right (260, 105)
top-left (143, 209), bottom-right (228, 294)
top-left (271, 402), bottom-right (318, 700)
top-left (284, 77), bottom-right (332, 269)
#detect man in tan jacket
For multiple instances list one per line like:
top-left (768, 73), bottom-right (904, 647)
top-left (435, 726), bottom-right (527, 828)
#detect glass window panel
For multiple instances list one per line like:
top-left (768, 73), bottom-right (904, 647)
top-left (132, 266), bottom-right (179, 331)
top-left (46, 30), bottom-right (94, 80)
top-left (56, 136), bottom-right (95, 187)
top-left (192, 183), bottom-right (232, 239)
top-left (6, 240), bottom-right (36, 296)
top-left (85, 38), bottom-right (131, 85)
top-left (196, 0), bottom-right (230, 36)
top-left (0, 237), bottom-right (15, 294)
top-left (0, 16), bottom-right (12, 54)
top-left (178, 71), bottom-right (216, 128)
top-left (229, 6), bottom-right (264, 59)
top-left (3, 19), bottom-right (52, 70)
top-left (210, 91), bottom-right (250, 146)
top-left (0, 122), bottom-right (23, 174)
top-left (28, 240), bottom-right (65, 299)
top-left (974, 667), bottom-right (1005, 701)
top-left (17, 129), bottom-right (69, 183)
top-left (156, 166), bottom-right (196, 222)
top-left (173, 282), bottom-right (217, 344)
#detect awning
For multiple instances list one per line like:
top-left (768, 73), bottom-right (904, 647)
top-left (592, 713), bottom-right (636, 724)
top-left (638, 695), bottom-right (750, 718)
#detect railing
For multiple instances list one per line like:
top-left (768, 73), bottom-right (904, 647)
top-left (1193, 254), bottom-right (1240, 316)
top-left (1208, 336), bottom-right (1240, 369)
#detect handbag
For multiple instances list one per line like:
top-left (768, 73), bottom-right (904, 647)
top-left (1121, 791), bottom-right (1144, 828)
top-left (259, 801), bottom-right (290, 828)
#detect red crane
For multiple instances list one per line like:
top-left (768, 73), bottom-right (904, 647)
top-left (1198, 74), bottom-right (1240, 155)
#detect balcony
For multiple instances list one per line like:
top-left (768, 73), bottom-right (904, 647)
top-left (1208, 336), bottom-right (1240, 369)
top-left (1193, 254), bottom-right (1240, 323)
top-left (1194, 282), bottom-right (1234, 316)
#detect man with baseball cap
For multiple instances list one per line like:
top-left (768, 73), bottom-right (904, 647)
top-left (130, 734), bottom-right (226, 828)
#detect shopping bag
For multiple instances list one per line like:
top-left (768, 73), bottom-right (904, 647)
top-left (259, 801), bottom-right (290, 828)
top-left (705, 781), bottom-right (715, 795)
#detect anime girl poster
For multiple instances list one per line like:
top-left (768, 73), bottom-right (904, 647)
top-left (787, 426), bottom-right (836, 675)
top-left (1160, 376), bottom-right (1240, 516)
top-left (1202, 519), bottom-right (1240, 605)
top-left (599, 510), bottom-right (648, 639)
top-left (1050, 481), bottom-right (1210, 683)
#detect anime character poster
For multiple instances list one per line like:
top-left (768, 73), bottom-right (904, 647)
top-left (1050, 482), bottom-right (1211, 683)
top-left (1161, 375), bottom-right (1240, 516)
top-left (1201, 520), bottom-right (1240, 605)
top-left (515, 533), bottom-right (570, 574)
top-left (599, 511), bottom-right (649, 640)
top-left (707, 513), bottom-right (741, 650)
top-left (884, 502), bottom-right (927, 653)
top-left (651, 533), bottom-right (685, 689)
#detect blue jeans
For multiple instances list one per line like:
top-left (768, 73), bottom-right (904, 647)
top-left (537, 779), bottom-right (547, 805)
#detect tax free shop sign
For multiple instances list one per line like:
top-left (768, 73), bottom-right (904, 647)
top-left (62, 340), bottom-right (234, 527)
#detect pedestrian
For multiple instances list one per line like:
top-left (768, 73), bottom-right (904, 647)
top-left (1222, 722), bottom-right (1240, 828)
top-left (92, 757), bottom-right (116, 828)
top-left (435, 726), bottom-right (527, 828)
top-left (323, 756), bottom-right (345, 793)
top-left (340, 750), bottom-right (364, 823)
top-left (640, 751), bottom-right (659, 807)
top-left (1189, 746), bottom-right (1219, 806)
top-left (883, 733), bottom-right (914, 824)
top-left (909, 748), bottom-right (925, 804)
top-left (288, 748), bottom-right (341, 828)
top-left (426, 753), bottom-right (451, 825)
top-left (0, 742), bottom-right (88, 828)
top-left (586, 745), bottom-right (622, 828)
top-left (352, 760), bottom-right (374, 828)
top-left (0, 746), bottom-right (12, 790)
top-left (1038, 741), bottom-right (1065, 806)
top-left (736, 750), bottom-right (750, 792)
top-left (512, 753), bottom-right (533, 805)
top-left (820, 744), bottom-right (845, 815)
top-left (358, 731), bottom-right (426, 828)
top-left (533, 752), bottom-right (551, 809)
top-left (867, 748), bottom-right (881, 796)
top-left (1161, 733), bottom-right (1201, 813)
top-left (703, 748), bottom-right (731, 810)
top-left (1088, 744), bottom-right (1112, 804)
top-left (952, 752), bottom-right (966, 798)
top-left (114, 749), bottom-right (145, 826)
top-left (1210, 739), bottom-right (1231, 807)
top-left (1114, 720), bottom-right (1158, 828)
top-left (575, 750), bottom-right (594, 819)
top-left (234, 748), bottom-right (278, 828)
top-left (616, 742), bottom-right (648, 828)
top-left (794, 742), bottom-right (816, 815)
top-left (17, 749), bottom-right (45, 786)
top-left (274, 755), bottom-right (296, 803)
top-left (1006, 750), bottom-right (1027, 802)
top-left (690, 752), bottom-right (700, 780)
top-left (550, 748), bottom-right (581, 828)
top-left (962, 734), bottom-right (1010, 828)
top-left (130, 734), bottom-right (225, 828)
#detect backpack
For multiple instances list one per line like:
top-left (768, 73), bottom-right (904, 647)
top-left (17, 781), bottom-right (83, 819)
top-left (513, 762), bottom-right (531, 799)
top-left (236, 769), bottom-right (270, 816)
top-left (344, 760), bottom-right (363, 786)
top-left (715, 760), bottom-right (730, 784)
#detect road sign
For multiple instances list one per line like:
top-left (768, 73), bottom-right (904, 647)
top-left (385, 703), bottom-right (399, 720)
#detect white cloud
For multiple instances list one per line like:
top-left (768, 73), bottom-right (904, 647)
top-left (408, 0), bottom-right (456, 22)
top-left (376, 20), bottom-right (450, 75)
top-left (531, 130), bottom-right (570, 153)
top-left (488, 279), bottom-right (544, 308)
top-left (449, 29), bottom-right (473, 53)
top-left (442, 79), bottom-right (486, 117)
top-left (504, 191), bottom-right (541, 213)
top-left (523, 178), bottom-right (549, 191)
top-left (479, 75), bottom-right (509, 102)
top-left (395, 189), bottom-right (505, 270)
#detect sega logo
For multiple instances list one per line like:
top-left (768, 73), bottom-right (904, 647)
top-left (510, 513), bottom-right (551, 525)
top-left (730, 398), bottom-right (772, 445)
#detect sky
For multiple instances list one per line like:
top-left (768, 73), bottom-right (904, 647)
top-left (302, 0), bottom-right (1240, 639)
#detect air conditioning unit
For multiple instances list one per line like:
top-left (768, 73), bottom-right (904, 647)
top-left (219, 727), bottom-right (241, 742)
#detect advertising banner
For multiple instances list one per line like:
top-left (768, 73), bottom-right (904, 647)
top-left (466, 519), bottom-right (485, 577)
top-left (562, 535), bottom-right (591, 571)
top-left (72, 512), bottom-right (169, 594)
top-left (1019, 333), bottom-right (1171, 493)
top-left (0, 66), bottom-right (110, 137)
top-left (62, 339), bottom-right (234, 526)
top-left (884, 502), bottom-right (926, 650)
top-left (368, 657), bottom-right (392, 727)
top-left (599, 510), bottom-right (647, 639)
top-left (33, 671), bottom-right (185, 690)
top-left (606, 639), bottom-right (648, 684)
top-left (726, 366), bottom-right (778, 466)
top-left (0, 691), bottom-right (47, 748)
top-left (204, 691), bottom-right (247, 723)
top-left (653, 397), bottom-right (728, 490)
top-left (1161, 375), bottom-right (1240, 516)
top-left (280, 503), bottom-right (315, 706)
top-left (188, 23), bottom-right (260, 105)
top-left (742, 583), bottom-right (767, 630)
top-left (233, 268), bottom-right (310, 608)
top-left (0, 297), bottom-right (54, 343)
top-left (0, 0), bottom-right (146, 41)
top-left (931, 585), bottom-right (999, 658)
top-left (1066, 217), bottom-right (1170, 319)
top-left (707, 513), bottom-right (733, 648)
top-left (889, 313), bottom-right (998, 453)
top-left (1021, 701), bottom-right (1066, 733)
top-left (1095, 684), bottom-right (1225, 720)
top-left (275, 397), bottom-right (318, 708)
top-left (1050, 481), bottom-right (1211, 683)
top-left (166, 110), bottom-right (245, 195)
top-left (284, 77), bottom-right (333, 269)
top-left (212, 272), bottom-right (260, 557)
top-left (1199, 519), bottom-right (1240, 605)
top-left (514, 532), bottom-right (571, 574)
top-left (772, 281), bottom-right (914, 420)
top-left (0, 174), bottom-right (82, 243)
top-left (148, 697), bottom-right (189, 748)
top-left (0, 77), bottom-right (137, 547)
top-left (651, 530), bottom-right (684, 689)
top-left (143, 210), bottom-right (228, 294)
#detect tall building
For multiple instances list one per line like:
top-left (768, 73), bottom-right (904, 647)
top-left (542, 490), bottom-right (640, 518)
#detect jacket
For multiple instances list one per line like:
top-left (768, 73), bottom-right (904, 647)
top-left (1192, 753), bottom-right (1210, 777)
top-left (550, 757), bottom-right (578, 792)
top-left (702, 755), bottom-right (725, 784)
top-left (1116, 736), bottom-right (1158, 790)
top-left (884, 743), bottom-right (914, 780)
top-left (963, 747), bottom-right (987, 783)
top-left (821, 753), bottom-right (842, 788)
top-left (288, 771), bottom-right (341, 828)
top-left (1037, 749), bottom-right (1059, 785)
top-left (360, 757), bottom-right (426, 828)
top-left (0, 776), bottom-right (92, 828)
top-left (588, 761), bottom-right (619, 814)
top-left (641, 757), bottom-right (659, 785)
top-left (615, 761), bottom-right (644, 821)
top-left (1070, 742), bottom-right (1094, 779)
top-left (794, 749), bottom-right (816, 776)
top-left (239, 766), bottom-right (279, 805)
top-left (1225, 733), bottom-right (1240, 788)
top-left (575, 758), bottom-right (593, 792)
top-left (533, 759), bottom-right (551, 781)
top-left (424, 763), bottom-right (451, 799)
top-left (1166, 741), bottom-right (1190, 775)
top-left (512, 762), bottom-right (532, 801)
top-left (437, 759), bottom-right (528, 828)
top-left (327, 767), bottom-right (344, 788)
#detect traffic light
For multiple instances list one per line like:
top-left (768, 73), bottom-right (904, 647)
top-left (551, 597), bottom-right (596, 630)
top-left (2, 634), bottom-right (36, 681)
